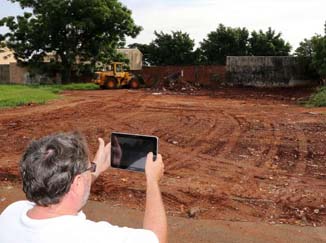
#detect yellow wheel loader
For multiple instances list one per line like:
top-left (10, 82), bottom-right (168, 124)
top-left (92, 62), bottom-right (141, 89)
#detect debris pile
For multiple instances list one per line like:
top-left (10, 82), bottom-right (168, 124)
top-left (152, 71), bottom-right (200, 93)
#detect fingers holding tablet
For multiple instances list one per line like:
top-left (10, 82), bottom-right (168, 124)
top-left (145, 152), bottom-right (164, 183)
top-left (110, 132), bottom-right (159, 172)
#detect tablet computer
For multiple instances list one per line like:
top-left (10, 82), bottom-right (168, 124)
top-left (110, 132), bottom-right (158, 172)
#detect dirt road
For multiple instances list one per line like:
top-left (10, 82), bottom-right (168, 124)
top-left (0, 88), bottom-right (325, 228)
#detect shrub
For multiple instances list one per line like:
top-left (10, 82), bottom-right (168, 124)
top-left (306, 87), bottom-right (326, 107)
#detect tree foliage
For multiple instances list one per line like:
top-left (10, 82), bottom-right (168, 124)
top-left (132, 25), bottom-right (292, 66)
top-left (130, 31), bottom-right (197, 66)
top-left (0, 0), bottom-right (141, 82)
top-left (294, 38), bottom-right (319, 79)
top-left (248, 27), bottom-right (291, 56)
top-left (311, 35), bottom-right (326, 81)
top-left (295, 21), bottom-right (326, 83)
top-left (199, 24), bottom-right (249, 65)
top-left (199, 25), bottom-right (291, 65)
top-left (295, 38), bottom-right (314, 58)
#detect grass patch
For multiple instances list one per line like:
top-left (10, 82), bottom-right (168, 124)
top-left (0, 85), bottom-right (59, 108)
top-left (306, 86), bottom-right (326, 107)
top-left (0, 83), bottom-right (98, 108)
top-left (52, 83), bottom-right (99, 90)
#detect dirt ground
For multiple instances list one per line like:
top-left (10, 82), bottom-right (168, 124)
top-left (0, 87), bottom-right (325, 228)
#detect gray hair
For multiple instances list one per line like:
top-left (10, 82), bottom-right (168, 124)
top-left (20, 132), bottom-right (89, 206)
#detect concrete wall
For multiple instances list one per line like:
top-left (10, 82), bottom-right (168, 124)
top-left (117, 48), bottom-right (143, 71)
top-left (135, 65), bottom-right (226, 87)
top-left (0, 65), bottom-right (10, 83)
top-left (226, 56), bottom-right (316, 87)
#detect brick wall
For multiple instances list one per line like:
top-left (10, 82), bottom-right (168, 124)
top-left (0, 63), bottom-right (28, 84)
top-left (9, 63), bottom-right (28, 84)
top-left (134, 65), bottom-right (226, 87)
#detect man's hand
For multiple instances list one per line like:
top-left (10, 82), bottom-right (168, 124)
top-left (145, 153), bottom-right (164, 183)
top-left (144, 152), bottom-right (167, 243)
top-left (92, 138), bottom-right (111, 178)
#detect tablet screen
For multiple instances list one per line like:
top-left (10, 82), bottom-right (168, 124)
top-left (111, 132), bottom-right (158, 172)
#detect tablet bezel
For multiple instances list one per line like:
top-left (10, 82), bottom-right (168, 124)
top-left (110, 132), bottom-right (158, 172)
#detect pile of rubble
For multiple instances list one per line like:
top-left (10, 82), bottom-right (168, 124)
top-left (151, 71), bottom-right (200, 93)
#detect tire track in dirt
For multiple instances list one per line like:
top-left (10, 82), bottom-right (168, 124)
top-left (266, 120), bottom-right (309, 174)
top-left (163, 116), bottom-right (258, 181)
top-left (217, 112), bottom-right (242, 159)
top-left (182, 111), bottom-right (220, 150)
top-left (104, 92), bottom-right (151, 126)
top-left (242, 117), bottom-right (309, 175)
top-left (199, 102), bottom-right (255, 168)
top-left (226, 115), bottom-right (280, 168)
top-left (161, 109), bottom-right (237, 172)
top-left (161, 102), bottom-right (255, 174)
top-left (159, 117), bottom-right (220, 171)
top-left (259, 122), bottom-right (281, 168)
top-left (293, 123), bottom-right (308, 174)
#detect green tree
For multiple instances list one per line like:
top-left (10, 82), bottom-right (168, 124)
top-left (0, 0), bottom-right (141, 82)
top-left (295, 38), bottom-right (319, 79)
top-left (295, 22), bottom-right (326, 84)
top-left (130, 31), bottom-right (197, 66)
top-left (248, 27), bottom-right (291, 56)
top-left (295, 38), bottom-right (314, 57)
top-left (311, 35), bottom-right (326, 83)
top-left (199, 24), bottom-right (249, 65)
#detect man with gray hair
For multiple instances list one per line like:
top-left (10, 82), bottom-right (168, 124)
top-left (0, 132), bottom-right (167, 243)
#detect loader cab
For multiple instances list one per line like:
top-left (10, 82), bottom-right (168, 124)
top-left (115, 63), bottom-right (123, 73)
top-left (110, 62), bottom-right (125, 78)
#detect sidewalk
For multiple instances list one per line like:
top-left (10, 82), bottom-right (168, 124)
top-left (1, 185), bottom-right (325, 243)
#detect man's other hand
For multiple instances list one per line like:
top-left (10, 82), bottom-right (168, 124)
top-left (93, 138), bottom-right (111, 177)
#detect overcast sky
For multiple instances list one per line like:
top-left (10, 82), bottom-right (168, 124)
top-left (1, 0), bottom-right (325, 51)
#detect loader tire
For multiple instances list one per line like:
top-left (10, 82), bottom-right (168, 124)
top-left (105, 77), bottom-right (117, 89)
top-left (129, 78), bottom-right (140, 89)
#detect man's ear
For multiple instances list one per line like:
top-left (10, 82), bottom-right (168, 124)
top-left (70, 174), bottom-right (82, 193)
